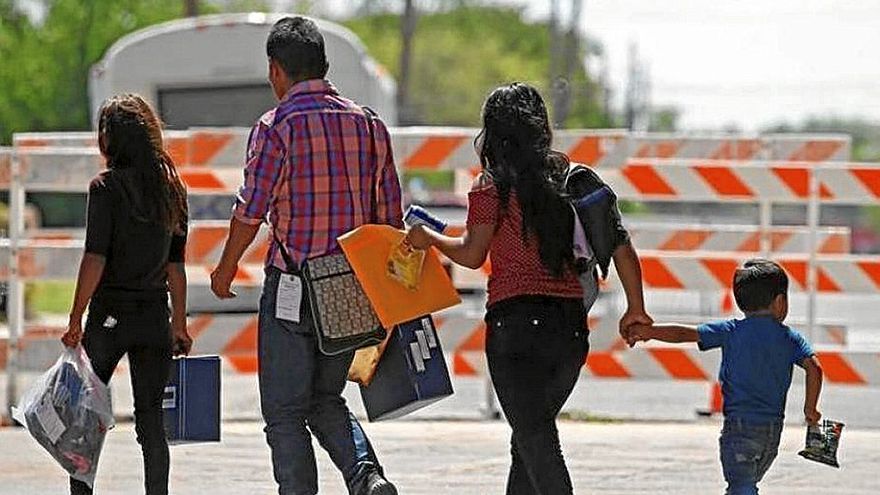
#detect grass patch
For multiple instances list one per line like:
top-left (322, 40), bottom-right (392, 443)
top-left (28, 281), bottom-right (75, 315)
top-left (558, 410), bottom-right (622, 424)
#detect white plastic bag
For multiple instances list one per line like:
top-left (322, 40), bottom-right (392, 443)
top-left (12, 345), bottom-right (114, 488)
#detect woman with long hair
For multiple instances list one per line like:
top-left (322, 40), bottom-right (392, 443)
top-left (61, 94), bottom-right (191, 495)
top-left (408, 83), bottom-right (651, 493)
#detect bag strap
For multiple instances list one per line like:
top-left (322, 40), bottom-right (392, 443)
top-left (271, 107), bottom-right (382, 272)
top-left (363, 106), bottom-right (380, 225)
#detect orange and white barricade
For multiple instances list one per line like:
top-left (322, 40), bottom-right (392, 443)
top-left (601, 159), bottom-right (880, 204)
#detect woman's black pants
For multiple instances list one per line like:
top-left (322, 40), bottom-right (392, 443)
top-left (71, 297), bottom-right (172, 495)
top-left (485, 296), bottom-right (590, 495)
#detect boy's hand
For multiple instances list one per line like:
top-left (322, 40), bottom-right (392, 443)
top-left (804, 407), bottom-right (822, 425)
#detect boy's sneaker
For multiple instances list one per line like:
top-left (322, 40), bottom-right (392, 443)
top-left (362, 471), bottom-right (397, 495)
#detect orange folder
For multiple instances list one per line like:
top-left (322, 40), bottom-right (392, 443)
top-left (338, 224), bottom-right (461, 328)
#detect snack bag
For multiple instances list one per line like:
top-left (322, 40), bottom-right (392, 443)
top-left (387, 206), bottom-right (448, 291)
top-left (798, 419), bottom-right (844, 468)
top-left (387, 239), bottom-right (426, 291)
top-left (12, 345), bottom-right (115, 487)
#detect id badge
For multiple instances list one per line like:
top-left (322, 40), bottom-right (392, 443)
top-left (275, 273), bottom-right (303, 323)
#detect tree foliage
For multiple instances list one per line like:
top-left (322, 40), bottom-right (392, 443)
top-left (0, 2), bottom-right (611, 145)
top-left (0, 0), bottom-right (212, 144)
top-left (345, 6), bottom-right (611, 128)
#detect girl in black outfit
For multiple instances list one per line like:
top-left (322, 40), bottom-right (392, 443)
top-left (61, 94), bottom-right (192, 495)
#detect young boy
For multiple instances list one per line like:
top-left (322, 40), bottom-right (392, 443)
top-left (628, 258), bottom-right (824, 495)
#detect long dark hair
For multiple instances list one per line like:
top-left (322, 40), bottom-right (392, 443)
top-left (476, 83), bottom-right (573, 276)
top-left (97, 94), bottom-right (187, 234)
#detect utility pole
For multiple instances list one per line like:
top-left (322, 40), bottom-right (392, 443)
top-left (549, 0), bottom-right (584, 128)
top-left (624, 42), bottom-right (650, 131)
top-left (398, 0), bottom-right (418, 124)
top-left (184, 0), bottom-right (198, 17)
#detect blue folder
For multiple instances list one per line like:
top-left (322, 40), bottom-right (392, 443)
top-left (162, 355), bottom-right (221, 444)
top-left (359, 316), bottom-right (454, 421)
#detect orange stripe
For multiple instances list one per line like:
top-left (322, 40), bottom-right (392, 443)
top-left (647, 348), bottom-right (708, 380)
top-left (622, 163), bottom-right (676, 196)
top-left (189, 132), bottom-right (233, 166)
top-left (851, 169), bottom-right (880, 198)
top-left (640, 257), bottom-right (685, 289)
top-left (180, 170), bottom-right (226, 190)
top-left (816, 268), bottom-right (840, 292)
top-left (788, 141), bottom-right (842, 162)
top-left (772, 168), bottom-right (833, 199)
top-left (232, 266), bottom-right (255, 284)
top-left (635, 141), bottom-right (679, 158)
top-left (694, 166), bottom-right (754, 197)
top-left (779, 261), bottom-right (841, 292)
top-left (226, 355), bottom-right (258, 374)
top-left (404, 136), bottom-right (466, 169)
top-left (856, 261), bottom-right (880, 289)
top-left (480, 257), bottom-right (492, 276)
top-left (781, 260), bottom-right (808, 290)
top-left (658, 230), bottom-right (711, 251)
top-left (456, 324), bottom-right (486, 352)
top-left (818, 234), bottom-right (848, 254)
top-left (700, 258), bottom-right (739, 287)
top-left (736, 232), bottom-right (761, 252)
top-left (567, 137), bottom-right (603, 165)
top-left (165, 137), bottom-right (189, 166)
top-left (735, 232), bottom-right (795, 253)
top-left (769, 231), bottom-right (794, 251)
top-left (244, 240), bottom-right (270, 264)
top-left (815, 352), bottom-right (866, 384)
top-left (222, 318), bottom-right (259, 354)
top-left (709, 140), bottom-right (760, 160)
top-left (187, 226), bottom-right (228, 263)
top-left (16, 138), bottom-right (49, 148)
top-left (453, 353), bottom-right (478, 375)
top-left (585, 352), bottom-right (631, 378)
top-left (187, 315), bottom-right (215, 341)
top-left (825, 326), bottom-right (847, 346)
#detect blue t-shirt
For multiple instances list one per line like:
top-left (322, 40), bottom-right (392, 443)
top-left (698, 316), bottom-right (814, 422)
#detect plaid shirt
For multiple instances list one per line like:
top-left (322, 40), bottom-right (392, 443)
top-left (233, 79), bottom-right (403, 269)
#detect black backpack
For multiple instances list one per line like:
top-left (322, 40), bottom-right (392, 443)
top-left (565, 164), bottom-right (628, 312)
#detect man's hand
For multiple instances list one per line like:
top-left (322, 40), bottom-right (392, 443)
top-left (804, 407), bottom-right (822, 426)
top-left (619, 308), bottom-right (653, 346)
top-left (210, 264), bottom-right (237, 299)
top-left (61, 315), bottom-right (83, 348)
top-left (172, 317), bottom-right (193, 356)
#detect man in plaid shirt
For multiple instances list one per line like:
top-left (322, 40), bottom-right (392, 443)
top-left (211, 17), bottom-right (402, 495)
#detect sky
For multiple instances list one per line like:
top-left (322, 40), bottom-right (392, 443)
top-left (313, 0), bottom-right (880, 132)
top-left (20, 0), bottom-right (880, 131)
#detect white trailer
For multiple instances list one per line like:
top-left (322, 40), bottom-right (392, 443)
top-left (88, 13), bottom-right (397, 129)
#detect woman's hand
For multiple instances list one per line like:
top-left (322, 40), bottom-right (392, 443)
top-left (619, 308), bottom-right (653, 344)
top-left (172, 317), bottom-right (193, 356)
top-left (61, 315), bottom-right (84, 348)
top-left (406, 224), bottom-right (435, 250)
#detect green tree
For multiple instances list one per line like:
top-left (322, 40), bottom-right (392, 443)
top-left (0, 0), bottom-right (213, 144)
top-left (345, 6), bottom-right (611, 128)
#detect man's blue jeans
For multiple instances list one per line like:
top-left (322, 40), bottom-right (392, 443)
top-left (259, 267), bottom-right (381, 495)
top-left (719, 418), bottom-right (783, 495)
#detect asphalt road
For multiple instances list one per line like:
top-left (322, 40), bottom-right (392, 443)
top-left (0, 420), bottom-right (876, 494)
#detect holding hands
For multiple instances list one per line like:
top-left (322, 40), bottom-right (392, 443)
top-left (618, 308), bottom-right (653, 348)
